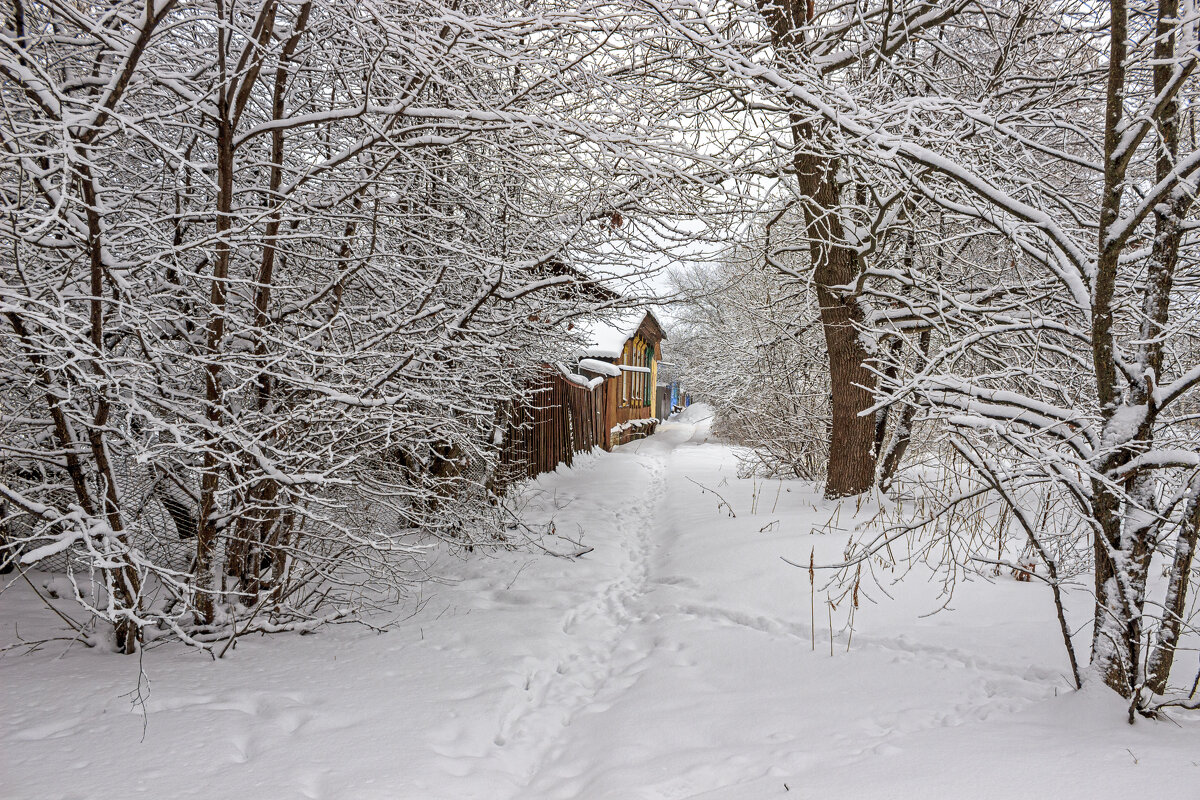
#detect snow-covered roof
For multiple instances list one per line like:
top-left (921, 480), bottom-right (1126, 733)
top-left (575, 309), bottom-right (666, 360)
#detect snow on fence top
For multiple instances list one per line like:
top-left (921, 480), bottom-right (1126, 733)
top-left (555, 362), bottom-right (604, 390)
top-left (578, 358), bottom-right (623, 377)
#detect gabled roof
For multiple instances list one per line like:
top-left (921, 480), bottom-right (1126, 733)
top-left (575, 309), bottom-right (667, 359)
top-left (536, 259), bottom-right (622, 304)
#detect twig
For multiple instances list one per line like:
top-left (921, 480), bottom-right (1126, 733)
top-left (828, 598), bottom-right (834, 657)
top-left (685, 476), bottom-right (737, 517)
top-left (19, 570), bottom-right (88, 635)
top-left (809, 548), bottom-right (815, 652)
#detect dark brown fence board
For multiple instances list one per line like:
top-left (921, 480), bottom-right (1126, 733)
top-left (496, 369), bottom-right (610, 492)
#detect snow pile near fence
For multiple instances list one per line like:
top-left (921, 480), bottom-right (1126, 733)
top-left (609, 417), bottom-right (658, 436)
top-left (672, 400), bottom-right (713, 424)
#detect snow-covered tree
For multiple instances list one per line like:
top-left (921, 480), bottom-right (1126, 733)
top-left (0, 0), bottom-right (716, 651)
top-left (650, 0), bottom-right (1199, 712)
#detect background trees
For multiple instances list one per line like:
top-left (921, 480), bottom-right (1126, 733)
top-left (668, 232), bottom-right (830, 481)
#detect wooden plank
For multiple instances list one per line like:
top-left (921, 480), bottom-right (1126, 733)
top-left (495, 368), bottom-right (618, 491)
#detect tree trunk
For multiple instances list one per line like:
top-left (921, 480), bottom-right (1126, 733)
top-left (787, 121), bottom-right (878, 497)
top-left (196, 5), bottom-right (236, 625)
top-left (80, 163), bottom-right (142, 654)
top-left (1147, 497), bottom-right (1200, 693)
top-left (1138, 0), bottom-right (1193, 696)
top-left (1089, 0), bottom-right (1195, 703)
top-left (877, 331), bottom-right (930, 491)
top-left (817, 275), bottom-right (878, 497)
top-left (758, 0), bottom-right (880, 498)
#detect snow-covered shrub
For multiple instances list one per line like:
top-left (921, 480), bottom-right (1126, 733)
top-left (668, 242), bottom-right (831, 481)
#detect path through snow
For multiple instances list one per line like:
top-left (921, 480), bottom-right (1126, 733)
top-left (2, 410), bottom-right (1197, 799)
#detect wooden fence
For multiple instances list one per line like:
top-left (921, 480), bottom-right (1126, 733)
top-left (496, 371), bottom-right (608, 490)
top-left (655, 385), bottom-right (672, 421)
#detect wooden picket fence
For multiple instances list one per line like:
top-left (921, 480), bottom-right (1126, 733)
top-left (496, 371), bottom-right (608, 491)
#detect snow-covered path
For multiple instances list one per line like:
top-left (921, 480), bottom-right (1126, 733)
top-left (425, 420), bottom-right (704, 798)
top-left (3, 411), bottom-right (1197, 799)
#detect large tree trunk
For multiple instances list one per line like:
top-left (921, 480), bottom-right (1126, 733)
top-left (813, 257), bottom-right (878, 498)
top-left (787, 116), bottom-right (878, 497)
top-left (759, 0), bottom-right (880, 498)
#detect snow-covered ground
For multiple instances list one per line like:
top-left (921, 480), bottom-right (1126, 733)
top-left (3, 407), bottom-right (1197, 800)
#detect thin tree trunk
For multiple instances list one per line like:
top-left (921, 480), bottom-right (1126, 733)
top-left (1140, 0), bottom-right (1194, 692)
top-left (1089, 0), bottom-right (1136, 697)
top-left (80, 164), bottom-right (142, 653)
top-left (196, 6), bottom-right (236, 625)
top-left (1089, 0), bottom-right (1192, 702)
top-left (225, 2), bottom-right (312, 595)
top-left (1147, 496), bottom-right (1200, 693)
top-left (877, 330), bottom-right (930, 491)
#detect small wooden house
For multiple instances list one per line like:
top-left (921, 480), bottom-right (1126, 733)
top-left (576, 309), bottom-right (668, 448)
top-left (493, 308), bottom-right (673, 487)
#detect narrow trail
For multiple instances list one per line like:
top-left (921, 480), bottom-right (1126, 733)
top-left (425, 421), bottom-right (708, 798)
top-left (497, 454), bottom-right (668, 790)
top-left (517, 434), bottom-right (692, 797)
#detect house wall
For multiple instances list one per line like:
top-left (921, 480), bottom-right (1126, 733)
top-left (612, 333), bottom-right (655, 422)
top-left (590, 313), bottom-right (667, 449)
top-left (613, 402), bottom-right (653, 424)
